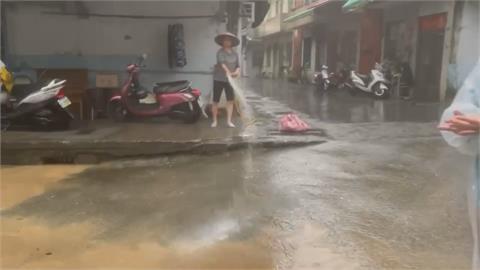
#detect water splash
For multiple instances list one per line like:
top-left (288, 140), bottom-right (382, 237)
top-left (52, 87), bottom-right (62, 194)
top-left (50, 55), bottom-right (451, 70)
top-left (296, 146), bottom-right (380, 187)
top-left (228, 77), bottom-right (260, 144)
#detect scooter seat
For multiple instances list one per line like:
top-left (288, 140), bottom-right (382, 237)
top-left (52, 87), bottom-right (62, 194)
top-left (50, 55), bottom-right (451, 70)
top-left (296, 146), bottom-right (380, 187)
top-left (153, 80), bottom-right (191, 93)
top-left (355, 73), bottom-right (370, 81)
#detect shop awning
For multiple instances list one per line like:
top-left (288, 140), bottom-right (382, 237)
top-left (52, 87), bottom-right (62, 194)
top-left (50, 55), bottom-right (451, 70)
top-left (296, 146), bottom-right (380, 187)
top-left (283, 0), bottom-right (336, 22)
top-left (307, 0), bottom-right (336, 9)
top-left (342, 0), bottom-right (372, 12)
top-left (283, 8), bottom-right (314, 23)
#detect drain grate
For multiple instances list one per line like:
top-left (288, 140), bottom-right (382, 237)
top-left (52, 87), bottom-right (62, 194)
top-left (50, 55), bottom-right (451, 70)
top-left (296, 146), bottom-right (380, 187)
top-left (75, 127), bottom-right (96, 135)
top-left (42, 156), bottom-right (75, 164)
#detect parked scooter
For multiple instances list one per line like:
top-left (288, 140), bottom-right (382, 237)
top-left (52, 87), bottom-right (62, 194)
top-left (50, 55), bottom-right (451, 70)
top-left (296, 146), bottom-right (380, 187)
top-left (333, 68), bottom-right (350, 89)
top-left (1, 76), bottom-right (74, 131)
top-left (390, 62), bottom-right (414, 99)
top-left (313, 65), bottom-right (333, 91)
top-left (345, 63), bottom-right (390, 99)
top-left (108, 54), bottom-right (202, 123)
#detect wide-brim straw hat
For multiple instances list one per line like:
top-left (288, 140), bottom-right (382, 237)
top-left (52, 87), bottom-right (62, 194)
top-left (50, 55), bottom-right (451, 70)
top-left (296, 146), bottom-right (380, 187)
top-left (215, 32), bottom-right (240, 47)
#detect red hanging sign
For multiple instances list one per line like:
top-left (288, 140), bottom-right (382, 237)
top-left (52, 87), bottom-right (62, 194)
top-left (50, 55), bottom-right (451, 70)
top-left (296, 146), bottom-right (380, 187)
top-left (419, 13), bottom-right (447, 32)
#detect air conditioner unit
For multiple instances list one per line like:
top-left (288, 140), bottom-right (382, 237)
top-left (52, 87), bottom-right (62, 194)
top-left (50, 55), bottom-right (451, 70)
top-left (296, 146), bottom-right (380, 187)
top-left (241, 2), bottom-right (255, 22)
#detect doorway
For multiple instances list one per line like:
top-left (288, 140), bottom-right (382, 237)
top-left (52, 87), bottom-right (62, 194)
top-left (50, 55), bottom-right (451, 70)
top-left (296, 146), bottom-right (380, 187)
top-left (315, 40), bottom-right (327, 71)
top-left (273, 44), bottom-right (279, 78)
top-left (415, 13), bottom-right (446, 101)
top-left (340, 30), bottom-right (358, 69)
top-left (327, 31), bottom-right (338, 72)
top-left (359, 9), bottom-right (383, 74)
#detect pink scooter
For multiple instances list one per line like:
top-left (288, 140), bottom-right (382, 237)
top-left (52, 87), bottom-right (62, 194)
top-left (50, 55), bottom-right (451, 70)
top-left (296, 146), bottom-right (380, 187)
top-left (108, 54), bottom-right (202, 123)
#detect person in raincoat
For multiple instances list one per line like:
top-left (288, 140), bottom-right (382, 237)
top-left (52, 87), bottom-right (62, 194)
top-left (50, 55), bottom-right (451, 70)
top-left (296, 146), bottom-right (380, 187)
top-left (439, 58), bottom-right (480, 269)
top-left (0, 60), bottom-right (14, 104)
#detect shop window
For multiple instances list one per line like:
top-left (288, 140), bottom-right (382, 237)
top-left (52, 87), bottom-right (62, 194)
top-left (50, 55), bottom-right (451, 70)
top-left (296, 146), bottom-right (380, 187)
top-left (339, 31), bottom-right (357, 68)
top-left (266, 47), bottom-right (272, 67)
top-left (287, 42), bottom-right (292, 66)
top-left (253, 50), bottom-right (263, 67)
top-left (294, 0), bottom-right (304, 9)
top-left (303, 37), bottom-right (312, 68)
top-left (315, 41), bottom-right (327, 71)
top-left (384, 21), bottom-right (413, 63)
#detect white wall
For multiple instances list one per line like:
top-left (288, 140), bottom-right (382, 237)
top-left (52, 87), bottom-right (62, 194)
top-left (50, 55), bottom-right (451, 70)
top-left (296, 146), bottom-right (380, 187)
top-left (451, 0), bottom-right (480, 88)
top-left (6, 1), bottom-right (228, 95)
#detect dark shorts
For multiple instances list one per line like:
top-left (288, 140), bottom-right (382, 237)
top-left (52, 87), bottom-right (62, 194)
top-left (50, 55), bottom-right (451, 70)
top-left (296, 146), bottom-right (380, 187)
top-left (213, 80), bottom-right (234, 103)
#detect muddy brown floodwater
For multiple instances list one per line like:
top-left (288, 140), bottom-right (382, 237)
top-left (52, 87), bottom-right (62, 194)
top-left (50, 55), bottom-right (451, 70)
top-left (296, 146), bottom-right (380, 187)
top-left (0, 137), bottom-right (474, 269)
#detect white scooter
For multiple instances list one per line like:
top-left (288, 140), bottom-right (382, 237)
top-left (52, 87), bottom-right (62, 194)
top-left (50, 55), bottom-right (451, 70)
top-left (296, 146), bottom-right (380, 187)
top-left (345, 63), bottom-right (390, 99)
top-left (1, 77), bottom-right (74, 130)
top-left (313, 65), bottom-right (332, 91)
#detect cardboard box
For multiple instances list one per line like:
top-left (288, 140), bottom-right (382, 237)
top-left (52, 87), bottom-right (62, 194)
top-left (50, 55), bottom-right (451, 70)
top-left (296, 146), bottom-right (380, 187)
top-left (95, 73), bottom-right (119, 88)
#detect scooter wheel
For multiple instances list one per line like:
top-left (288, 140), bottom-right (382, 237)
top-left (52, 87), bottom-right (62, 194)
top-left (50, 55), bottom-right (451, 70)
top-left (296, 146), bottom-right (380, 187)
top-left (183, 101), bottom-right (201, 124)
top-left (51, 113), bottom-right (71, 130)
top-left (169, 101), bottom-right (201, 124)
top-left (33, 107), bottom-right (71, 131)
top-left (108, 100), bottom-right (126, 122)
top-left (373, 83), bottom-right (389, 99)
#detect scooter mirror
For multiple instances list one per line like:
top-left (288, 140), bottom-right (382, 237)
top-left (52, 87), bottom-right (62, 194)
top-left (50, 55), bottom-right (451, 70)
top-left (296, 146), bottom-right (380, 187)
top-left (137, 54), bottom-right (147, 66)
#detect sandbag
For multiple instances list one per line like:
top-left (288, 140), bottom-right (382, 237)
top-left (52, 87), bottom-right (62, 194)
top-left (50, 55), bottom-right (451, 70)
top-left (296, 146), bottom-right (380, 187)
top-left (279, 113), bottom-right (310, 132)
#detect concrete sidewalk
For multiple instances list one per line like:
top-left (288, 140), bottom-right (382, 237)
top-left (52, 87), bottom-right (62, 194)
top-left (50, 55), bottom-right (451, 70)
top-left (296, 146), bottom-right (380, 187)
top-left (1, 100), bottom-right (327, 164)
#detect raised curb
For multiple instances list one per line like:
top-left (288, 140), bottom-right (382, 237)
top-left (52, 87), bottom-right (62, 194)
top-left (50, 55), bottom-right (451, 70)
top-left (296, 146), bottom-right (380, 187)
top-left (1, 137), bottom-right (326, 165)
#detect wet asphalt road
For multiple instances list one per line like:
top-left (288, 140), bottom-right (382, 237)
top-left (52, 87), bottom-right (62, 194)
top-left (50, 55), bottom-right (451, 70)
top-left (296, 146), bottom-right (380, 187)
top-left (0, 79), bottom-right (474, 269)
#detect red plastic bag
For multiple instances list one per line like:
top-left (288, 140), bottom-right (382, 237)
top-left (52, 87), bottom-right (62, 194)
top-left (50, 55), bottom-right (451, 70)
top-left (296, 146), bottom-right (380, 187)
top-left (279, 113), bottom-right (310, 132)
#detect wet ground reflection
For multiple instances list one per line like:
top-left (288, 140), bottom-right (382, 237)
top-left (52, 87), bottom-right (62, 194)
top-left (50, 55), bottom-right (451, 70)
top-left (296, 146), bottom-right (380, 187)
top-left (245, 79), bottom-right (446, 123)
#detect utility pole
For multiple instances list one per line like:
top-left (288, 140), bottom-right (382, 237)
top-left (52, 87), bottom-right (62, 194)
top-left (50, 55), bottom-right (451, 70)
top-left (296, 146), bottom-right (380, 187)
top-left (439, 0), bottom-right (456, 101)
top-left (0, 0), bottom-right (7, 63)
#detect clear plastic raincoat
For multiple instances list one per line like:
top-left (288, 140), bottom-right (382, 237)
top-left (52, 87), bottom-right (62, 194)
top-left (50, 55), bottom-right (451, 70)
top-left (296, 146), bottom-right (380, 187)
top-left (441, 59), bottom-right (480, 269)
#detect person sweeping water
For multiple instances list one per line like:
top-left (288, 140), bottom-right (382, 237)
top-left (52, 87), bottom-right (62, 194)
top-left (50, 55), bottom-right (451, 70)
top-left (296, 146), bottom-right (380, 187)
top-left (211, 32), bottom-right (240, 128)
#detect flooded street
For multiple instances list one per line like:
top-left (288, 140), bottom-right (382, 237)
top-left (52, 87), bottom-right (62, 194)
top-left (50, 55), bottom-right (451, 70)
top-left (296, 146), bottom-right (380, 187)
top-left (1, 136), bottom-right (473, 269)
top-left (1, 80), bottom-right (474, 270)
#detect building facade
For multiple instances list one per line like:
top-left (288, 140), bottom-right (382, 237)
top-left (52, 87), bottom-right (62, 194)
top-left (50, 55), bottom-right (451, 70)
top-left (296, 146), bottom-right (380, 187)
top-left (252, 0), bottom-right (480, 101)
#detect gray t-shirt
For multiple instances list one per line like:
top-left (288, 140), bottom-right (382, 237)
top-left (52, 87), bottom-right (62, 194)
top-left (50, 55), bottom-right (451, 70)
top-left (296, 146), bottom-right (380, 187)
top-left (213, 49), bottom-right (239, 82)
